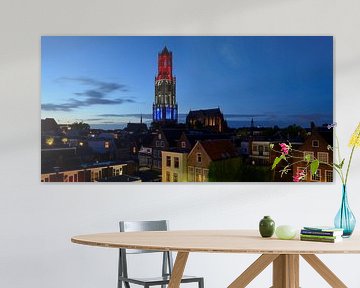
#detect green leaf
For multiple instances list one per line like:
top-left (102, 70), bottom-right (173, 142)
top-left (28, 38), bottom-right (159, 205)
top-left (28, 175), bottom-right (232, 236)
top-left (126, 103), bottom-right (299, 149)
top-left (310, 160), bottom-right (319, 176)
top-left (272, 154), bottom-right (286, 170)
top-left (339, 158), bottom-right (345, 169)
top-left (269, 143), bottom-right (274, 149)
top-left (272, 156), bottom-right (281, 170)
top-left (304, 154), bottom-right (311, 163)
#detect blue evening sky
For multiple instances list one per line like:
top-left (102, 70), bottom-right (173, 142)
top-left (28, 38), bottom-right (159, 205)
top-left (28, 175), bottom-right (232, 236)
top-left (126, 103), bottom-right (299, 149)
top-left (41, 36), bottom-right (333, 129)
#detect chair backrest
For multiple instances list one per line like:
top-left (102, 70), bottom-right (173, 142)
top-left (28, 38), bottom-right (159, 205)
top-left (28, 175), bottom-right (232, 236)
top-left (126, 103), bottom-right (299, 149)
top-left (118, 220), bottom-right (173, 283)
top-left (119, 220), bottom-right (169, 254)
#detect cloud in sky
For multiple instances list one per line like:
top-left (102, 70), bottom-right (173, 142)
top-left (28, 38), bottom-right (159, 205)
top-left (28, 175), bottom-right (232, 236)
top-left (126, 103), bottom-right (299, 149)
top-left (41, 77), bottom-right (134, 112)
top-left (98, 113), bottom-right (153, 119)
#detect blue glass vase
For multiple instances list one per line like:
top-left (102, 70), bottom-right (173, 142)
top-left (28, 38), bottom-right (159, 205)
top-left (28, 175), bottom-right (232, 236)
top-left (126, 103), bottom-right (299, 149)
top-left (334, 185), bottom-right (356, 237)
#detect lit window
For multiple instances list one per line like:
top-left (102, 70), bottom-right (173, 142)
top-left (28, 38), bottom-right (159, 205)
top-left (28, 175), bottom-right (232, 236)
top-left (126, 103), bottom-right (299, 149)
top-left (166, 156), bottom-right (171, 167)
top-left (197, 153), bottom-right (202, 163)
top-left (195, 168), bottom-right (202, 182)
top-left (158, 134), bottom-right (162, 140)
top-left (312, 140), bottom-right (320, 147)
top-left (173, 173), bottom-right (178, 182)
top-left (318, 152), bottom-right (329, 164)
top-left (325, 170), bottom-right (333, 182)
top-left (203, 169), bottom-right (209, 182)
top-left (311, 170), bottom-right (321, 182)
top-left (104, 141), bottom-right (110, 149)
top-left (174, 157), bottom-right (179, 168)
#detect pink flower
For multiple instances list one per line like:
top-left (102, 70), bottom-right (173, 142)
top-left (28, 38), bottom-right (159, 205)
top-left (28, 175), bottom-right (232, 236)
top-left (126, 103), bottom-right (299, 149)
top-left (279, 143), bottom-right (289, 155)
top-left (293, 170), bottom-right (305, 182)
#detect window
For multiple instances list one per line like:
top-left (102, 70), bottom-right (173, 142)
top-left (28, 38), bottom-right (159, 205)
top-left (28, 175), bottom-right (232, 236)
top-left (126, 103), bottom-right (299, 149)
top-left (69, 176), bottom-right (74, 182)
top-left (188, 166), bottom-right (194, 182)
top-left (166, 171), bottom-right (170, 182)
top-left (325, 170), bottom-right (333, 182)
top-left (166, 156), bottom-right (171, 167)
top-left (174, 157), bottom-right (179, 168)
top-left (195, 168), bottom-right (202, 182)
top-left (181, 141), bottom-right (186, 148)
top-left (311, 169), bottom-right (321, 181)
top-left (158, 134), bottom-right (162, 140)
top-left (253, 145), bottom-right (258, 152)
top-left (161, 141), bottom-right (165, 147)
top-left (74, 174), bottom-right (78, 182)
top-left (196, 153), bottom-right (202, 163)
top-left (173, 173), bottom-right (178, 182)
top-left (318, 152), bottom-right (329, 164)
top-left (304, 151), bottom-right (314, 161)
top-left (156, 141), bottom-right (160, 147)
top-left (264, 145), bottom-right (269, 153)
top-left (203, 169), bottom-right (209, 182)
top-left (104, 141), bottom-right (110, 149)
top-left (312, 140), bottom-right (319, 147)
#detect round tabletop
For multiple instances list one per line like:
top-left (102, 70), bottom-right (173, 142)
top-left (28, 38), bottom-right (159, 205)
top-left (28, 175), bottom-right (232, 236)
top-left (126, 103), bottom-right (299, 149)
top-left (71, 230), bottom-right (360, 254)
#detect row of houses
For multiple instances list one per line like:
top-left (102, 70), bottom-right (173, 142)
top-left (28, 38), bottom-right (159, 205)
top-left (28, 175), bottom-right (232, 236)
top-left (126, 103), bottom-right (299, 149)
top-left (40, 161), bottom-right (130, 182)
top-left (138, 125), bottom-right (334, 182)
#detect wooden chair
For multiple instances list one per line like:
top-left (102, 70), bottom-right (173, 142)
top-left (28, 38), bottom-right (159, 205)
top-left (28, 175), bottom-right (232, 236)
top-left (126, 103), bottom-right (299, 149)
top-left (118, 220), bottom-right (204, 288)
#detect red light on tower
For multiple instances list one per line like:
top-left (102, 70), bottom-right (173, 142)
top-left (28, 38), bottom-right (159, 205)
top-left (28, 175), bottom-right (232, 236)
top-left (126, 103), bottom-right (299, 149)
top-left (153, 46), bottom-right (178, 124)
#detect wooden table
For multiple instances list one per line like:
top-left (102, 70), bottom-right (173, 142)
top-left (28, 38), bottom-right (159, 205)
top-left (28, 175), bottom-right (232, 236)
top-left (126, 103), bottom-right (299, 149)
top-left (71, 230), bottom-right (360, 288)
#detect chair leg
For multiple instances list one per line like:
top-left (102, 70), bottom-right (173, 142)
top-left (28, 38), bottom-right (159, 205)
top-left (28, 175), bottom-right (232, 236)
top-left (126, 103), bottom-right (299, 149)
top-left (198, 278), bottom-right (204, 288)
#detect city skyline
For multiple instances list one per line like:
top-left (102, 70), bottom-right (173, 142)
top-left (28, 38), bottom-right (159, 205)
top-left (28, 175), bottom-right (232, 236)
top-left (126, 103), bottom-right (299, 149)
top-left (41, 36), bottom-right (333, 129)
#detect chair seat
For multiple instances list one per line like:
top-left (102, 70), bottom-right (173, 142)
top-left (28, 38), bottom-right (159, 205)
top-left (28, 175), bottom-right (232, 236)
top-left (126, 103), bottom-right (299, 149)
top-left (119, 275), bottom-right (203, 286)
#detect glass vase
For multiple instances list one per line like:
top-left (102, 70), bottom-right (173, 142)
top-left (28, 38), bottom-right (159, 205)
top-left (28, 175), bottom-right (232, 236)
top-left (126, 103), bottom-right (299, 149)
top-left (334, 185), bottom-right (356, 237)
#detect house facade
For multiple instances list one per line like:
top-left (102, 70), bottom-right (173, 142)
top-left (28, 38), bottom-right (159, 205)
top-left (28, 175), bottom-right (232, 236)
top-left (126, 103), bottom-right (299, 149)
top-left (293, 128), bottom-right (333, 182)
top-left (161, 150), bottom-right (188, 182)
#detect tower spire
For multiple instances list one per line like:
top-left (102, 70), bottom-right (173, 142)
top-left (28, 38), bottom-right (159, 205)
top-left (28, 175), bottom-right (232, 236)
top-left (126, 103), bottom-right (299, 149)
top-left (152, 46), bottom-right (178, 124)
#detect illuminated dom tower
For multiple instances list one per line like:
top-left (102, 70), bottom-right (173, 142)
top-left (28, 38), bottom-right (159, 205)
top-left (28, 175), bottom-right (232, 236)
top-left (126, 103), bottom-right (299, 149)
top-left (152, 46), bottom-right (178, 124)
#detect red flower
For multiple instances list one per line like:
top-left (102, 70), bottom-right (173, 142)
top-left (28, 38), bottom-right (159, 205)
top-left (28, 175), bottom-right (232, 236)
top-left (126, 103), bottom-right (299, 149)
top-left (293, 170), bottom-right (305, 182)
top-left (279, 143), bottom-right (289, 155)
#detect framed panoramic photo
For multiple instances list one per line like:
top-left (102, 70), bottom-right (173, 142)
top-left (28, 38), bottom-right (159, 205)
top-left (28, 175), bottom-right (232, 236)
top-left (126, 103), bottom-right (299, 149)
top-left (41, 36), bottom-right (333, 183)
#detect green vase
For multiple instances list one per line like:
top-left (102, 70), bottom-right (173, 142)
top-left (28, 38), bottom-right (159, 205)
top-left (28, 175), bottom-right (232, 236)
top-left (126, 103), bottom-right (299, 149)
top-left (259, 216), bottom-right (275, 237)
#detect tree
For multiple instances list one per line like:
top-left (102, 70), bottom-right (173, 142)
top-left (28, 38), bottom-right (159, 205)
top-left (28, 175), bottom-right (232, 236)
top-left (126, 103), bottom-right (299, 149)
top-left (70, 121), bottom-right (90, 136)
top-left (208, 158), bottom-right (272, 182)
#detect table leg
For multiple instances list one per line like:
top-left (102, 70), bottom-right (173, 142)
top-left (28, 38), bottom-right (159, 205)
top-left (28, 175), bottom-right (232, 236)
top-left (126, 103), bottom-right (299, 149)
top-left (272, 254), bottom-right (299, 288)
top-left (301, 254), bottom-right (347, 288)
top-left (168, 252), bottom-right (189, 288)
top-left (228, 254), bottom-right (279, 288)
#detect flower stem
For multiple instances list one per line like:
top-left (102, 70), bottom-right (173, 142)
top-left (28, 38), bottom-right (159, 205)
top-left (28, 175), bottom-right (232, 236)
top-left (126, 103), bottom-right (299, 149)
top-left (345, 145), bottom-right (356, 186)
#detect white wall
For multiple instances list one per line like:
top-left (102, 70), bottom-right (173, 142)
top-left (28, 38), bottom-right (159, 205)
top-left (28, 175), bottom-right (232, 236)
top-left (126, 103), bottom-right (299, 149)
top-left (1, 0), bottom-right (360, 287)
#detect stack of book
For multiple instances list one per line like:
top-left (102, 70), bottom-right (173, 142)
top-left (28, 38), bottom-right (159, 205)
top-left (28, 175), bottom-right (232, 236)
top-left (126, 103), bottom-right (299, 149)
top-left (300, 226), bottom-right (344, 243)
